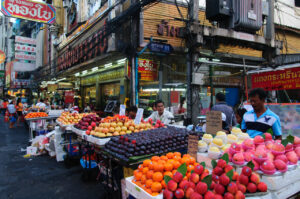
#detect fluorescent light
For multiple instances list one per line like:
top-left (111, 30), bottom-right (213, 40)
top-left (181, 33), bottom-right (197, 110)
top-left (56, 78), bottom-right (66, 82)
top-left (104, 63), bottom-right (112, 68)
top-left (82, 70), bottom-right (87, 74)
top-left (143, 88), bottom-right (186, 92)
top-left (212, 59), bottom-right (220, 62)
top-left (75, 72), bottom-right (80, 76)
top-left (117, 58), bottom-right (126, 64)
top-left (92, 67), bottom-right (98, 72)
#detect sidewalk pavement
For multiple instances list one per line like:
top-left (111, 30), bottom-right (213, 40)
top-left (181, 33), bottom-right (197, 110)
top-left (0, 116), bottom-right (106, 199)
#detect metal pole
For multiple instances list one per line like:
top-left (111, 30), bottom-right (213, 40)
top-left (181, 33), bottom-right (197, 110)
top-left (266, 0), bottom-right (274, 41)
top-left (209, 65), bottom-right (214, 107)
top-left (159, 58), bottom-right (163, 99)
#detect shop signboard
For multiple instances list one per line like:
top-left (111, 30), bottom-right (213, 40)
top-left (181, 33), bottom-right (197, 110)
top-left (251, 67), bottom-right (300, 91)
top-left (1, 0), bottom-right (56, 24)
top-left (206, 111), bottom-right (222, 135)
top-left (5, 61), bottom-right (12, 87)
top-left (149, 42), bottom-right (173, 54)
top-left (170, 91), bottom-right (180, 104)
top-left (15, 36), bottom-right (36, 45)
top-left (15, 44), bottom-right (36, 53)
top-left (0, 49), bottom-right (5, 64)
top-left (13, 62), bottom-right (36, 71)
top-left (138, 59), bottom-right (158, 81)
top-left (65, 91), bottom-right (75, 104)
top-left (15, 52), bottom-right (36, 61)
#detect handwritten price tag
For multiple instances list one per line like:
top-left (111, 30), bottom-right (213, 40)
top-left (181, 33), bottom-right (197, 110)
top-left (134, 108), bottom-right (144, 124)
top-left (119, 104), bottom-right (126, 116)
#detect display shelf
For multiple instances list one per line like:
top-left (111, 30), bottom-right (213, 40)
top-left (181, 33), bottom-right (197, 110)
top-left (125, 176), bottom-right (162, 199)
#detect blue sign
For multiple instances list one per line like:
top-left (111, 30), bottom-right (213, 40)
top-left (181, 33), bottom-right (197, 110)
top-left (149, 42), bottom-right (173, 54)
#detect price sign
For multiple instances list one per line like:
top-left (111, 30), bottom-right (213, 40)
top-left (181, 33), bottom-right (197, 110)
top-left (188, 135), bottom-right (199, 159)
top-left (206, 111), bottom-right (222, 135)
top-left (134, 108), bottom-right (144, 124)
top-left (119, 104), bottom-right (126, 116)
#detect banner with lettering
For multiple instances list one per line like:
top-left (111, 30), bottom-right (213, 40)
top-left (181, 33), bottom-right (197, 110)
top-left (1, 0), bottom-right (56, 24)
top-left (138, 59), bottom-right (158, 81)
top-left (251, 67), bottom-right (300, 91)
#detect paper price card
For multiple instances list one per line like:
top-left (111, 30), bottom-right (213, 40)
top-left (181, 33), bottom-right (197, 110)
top-left (134, 108), bottom-right (144, 124)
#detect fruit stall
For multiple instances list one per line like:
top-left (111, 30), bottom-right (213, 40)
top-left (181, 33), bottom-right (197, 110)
top-left (28, 108), bottom-right (300, 199)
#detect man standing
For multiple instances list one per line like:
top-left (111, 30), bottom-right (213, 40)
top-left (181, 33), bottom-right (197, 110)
top-left (211, 92), bottom-right (236, 128)
top-left (242, 88), bottom-right (282, 139)
top-left (146, 100), bottom-right (174, 124)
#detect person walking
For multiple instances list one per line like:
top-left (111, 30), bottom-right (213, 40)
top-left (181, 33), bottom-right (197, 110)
top-left (211, 92), bottom-right (237, 129)
top-left (7, 100), bottom-right (17, 128)
top-left (16, 98), bottom-right (23, 126)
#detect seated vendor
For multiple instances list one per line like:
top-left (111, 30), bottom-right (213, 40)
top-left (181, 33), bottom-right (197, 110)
top-left (241, 88), bottom-right (282, 140)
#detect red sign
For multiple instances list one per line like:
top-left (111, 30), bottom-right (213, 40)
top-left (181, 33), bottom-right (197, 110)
top-left (1, 0), bottom-right (56, 24)
top-left (138, 59), bottom-right (158, 81)
top-left (15, 44), bottom-right (36, 53)
top-left (170, 91), bottom-right (180, 104)
top-left (251, 67), bottom-right (300, 91)
top-left (65, 91), bottom-right (75, 104)
top-left (15, 52), bottom-right (36, 61)
top-left (15, 36), bottom-right (36, 45)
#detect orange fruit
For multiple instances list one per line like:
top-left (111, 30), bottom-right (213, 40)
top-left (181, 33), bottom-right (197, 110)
top-left (151, 182), bottom-right (162, 192)
top-left (151, 156), bottom-right (160, 162)
top-left (149, 161), bottom-right (155, 170)
top-left (152, 172), bottom-right (163, 182)
top-left (187, 172), bottom-right (191, 179)
top-left (164, 163), bottom-right (173, 171)
top-left (166, 152), bottom-right (174, 159)
top-left (133, 169), bottom-right (139, 176)
top-left (183, 154), bottom-right (191, 158)
top-left (152, 192), bottom-right (159, 196)
top-left (154, 163), bottom-right (164, 172)
top-left (141, 175), bottom-right (147, 184)
top-left (164, 171), bottom-right (173, 178)
top-left (145, 179), bottom-right (153, 188)
top-left (146, 188), bottom-right (152, 195)
top-left (187, 165), bottom-right (195, 172)
top-left (173, 160), bottom-right (181, 169)
top-left (181, 157), bottom-right (190, 165)
top-left (134, 172), bottom-right (142, 181)
top-left (143, 159), bottom-right (151, 167)
top-left (146, 170), bottom-right (154, 179)
top-left (158, 160), bottom-right (166, 165)
top-left (183, 176), bottom-right (188, 180)
top-left (172, 170), bottom-right (177, 175)
top-left (142, 167), bottom-right (149, 174)
top-left (174, 152), bottom-right (181, 157)
top-left (173, 155), bottom-right (181, 161)
top-left (189, 157), bottom-right (196, 165)
top-left (194, 162), bottom-right (200, 167)
top-left (138, 164), bottom-right (144, 171)
top-left (136, 181), bottom-right (142, 187)
top-left (160, 155), bottom-right (168, 161)
top-left (167, 159), bottom-right (175, 165)
top-left (161, 180), bottom-right (167, 189)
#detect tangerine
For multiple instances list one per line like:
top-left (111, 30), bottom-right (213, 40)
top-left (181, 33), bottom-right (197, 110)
top-left (151, 182), bottom-right (162, 192)
top-left (152, 172), bottom-right (163, 182)
top-left (134, 172), bottom-right (142, 181)
top-left (166, 152), bottom-right (174, 159)
top-left (143, 159), bottom-right (151, 167)
top-left (164, 171), bottom-right (173, 178)
top-left (172, 170), bottom-right (177, 175)
top-left (189, 157), bottom-right (196, 165)
top-left (145, 179), bottom-right (153, 188)
top-left (142, 167), bottom-right (149, 174)
top-left (173, 155), bottom-right (181, 161)
top-left (154, 163), bottom-right (164, 172)
top-left (141, 175), bottom-right (147, 184)
top-left (148, 161), bottom-right (155, 170)
top-left (183, 154), bottom-right (191, 158)
top-left (151, 156), bottom-right (160, 162)
top-left (146, 188), bottom-right (152, 195)
top-left (173, 160), bottom-right (181, 169)
top-left (146, 170), bottom-right (154, 179)
top-left (181, 157), bottom-right (190, 165)
top-left (160, 155), bottom-right (168, 161)
top-left (152, 192), bottom-right (159, 196)
top-left (161, 180), bottom-right (167, 189)
top-left (164, 163), bottom-right (173, 171)
top-left (138, 164), bottom-right (144, 171)
top-left (187, 164), bottom-right (195, 172)
top-left (174, 152), bottom-right (181, 157)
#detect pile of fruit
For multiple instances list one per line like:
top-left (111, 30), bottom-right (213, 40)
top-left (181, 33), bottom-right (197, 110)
top-left (25, 112), bottom-right (48, 119)
top-left (73, 114), bottom-right (101, 130)
top-left (105, 127), bottom-right (190, 162)
top-left (57, 112), bottom-right (95, 125)
top-left (163, 155), bottom-right (268, 199)
top-left (131, 152), bottom-right (199, 196)
top-left (90, 115), bottom-right (165, 138)
top-left (198, 129), bottom-right (250, 159)
top-left (226, 133), bottom-right (300, 175)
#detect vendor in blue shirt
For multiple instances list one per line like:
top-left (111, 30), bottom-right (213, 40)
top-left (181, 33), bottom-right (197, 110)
top-left (241, 88), bottom-right (282, 140)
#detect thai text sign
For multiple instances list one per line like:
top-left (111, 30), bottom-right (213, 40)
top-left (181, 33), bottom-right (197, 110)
top-left (15, 52), bottom-right (36, 61)
top-left (15, 44), bottom-right (36, 53)
top-left (1, 0), bottom-right (56, 24)
top-left (138, 59), bottom-right (158, 81)
top-left (251, 67), bottom-right (300, 91)
top-left (15, 36), bottom-right (36, 45)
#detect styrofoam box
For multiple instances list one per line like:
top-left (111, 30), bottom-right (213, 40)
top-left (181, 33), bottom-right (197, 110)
top-left (125, 176), bottom-right (162, 199)
top-left (87, 135), bottom-right (110, 146)
top-left (261, 165), bottom-right (300, 191)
